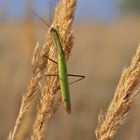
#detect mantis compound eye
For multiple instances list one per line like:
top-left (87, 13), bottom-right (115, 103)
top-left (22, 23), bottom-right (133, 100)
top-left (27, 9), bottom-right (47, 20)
top-left (50, 27), bottom-right (57, 34)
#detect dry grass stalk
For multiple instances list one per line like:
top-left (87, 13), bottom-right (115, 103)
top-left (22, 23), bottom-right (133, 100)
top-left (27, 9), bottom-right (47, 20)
top-left (31, 0), bottom-right (76, 139)
top-left (9, 0), bottom-right (76, 139)
top-left (8, 42), bottom-right (43, 140)
top-left (8, 73), bottom-right (41, 140)
top-left (95, 46), bottom-right (140, 140)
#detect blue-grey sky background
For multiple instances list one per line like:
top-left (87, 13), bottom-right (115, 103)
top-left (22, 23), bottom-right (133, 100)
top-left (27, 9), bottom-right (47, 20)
top-left (0, 0), bottom-right (120, 22)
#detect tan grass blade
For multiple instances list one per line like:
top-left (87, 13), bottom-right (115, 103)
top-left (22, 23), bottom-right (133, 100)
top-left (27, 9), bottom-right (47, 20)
top-left (8, 40), bottom-right (43, 140)
top-left (95, 45), bottom-right (140, 140)
top-left (8, 73), bottom-right (41, 140)
top-left (9, 0), bottom-right (76, 139)
top-left (31, 0), bottom-right (77, 139)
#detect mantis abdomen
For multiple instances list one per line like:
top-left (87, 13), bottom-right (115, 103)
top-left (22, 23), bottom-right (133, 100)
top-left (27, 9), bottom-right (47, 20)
top-left (58, 51), bottom-right (71, 114)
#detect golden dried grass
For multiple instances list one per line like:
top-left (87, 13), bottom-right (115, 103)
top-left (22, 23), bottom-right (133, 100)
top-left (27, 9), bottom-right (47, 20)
top-left (31, 0), bottom-right (76, 139)
top-left (8, 0), bottom-right (140, 139)
top-left (8, 72), bottom-right (41, 140)
top-left (9, 0), bottom-right (76, 140)
top-left (96, 45), bottom-right (140, 140)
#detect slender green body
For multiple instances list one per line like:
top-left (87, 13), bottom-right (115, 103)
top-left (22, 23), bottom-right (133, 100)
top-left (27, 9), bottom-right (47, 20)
top-left (50, 27), bottom-right (71, 114)
top-left (33, 12), bottom-right (85, 114)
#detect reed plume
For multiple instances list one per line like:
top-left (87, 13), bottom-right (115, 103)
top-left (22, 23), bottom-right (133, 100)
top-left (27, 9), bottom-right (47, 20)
top-left (8, 71), bottom-right (41, 140)
top-left (95, 45), bottom-right (140, 140)
top-left (31, 0), bottom-right (76, 139)
top-left (8, 0), bottom-right (76, 140)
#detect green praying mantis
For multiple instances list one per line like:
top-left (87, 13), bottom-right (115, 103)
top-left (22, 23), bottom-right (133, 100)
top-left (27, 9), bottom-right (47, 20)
top-left (33, 12), bottom-right (85, 114)
top-left (49, 27), bottom-right (85, 114)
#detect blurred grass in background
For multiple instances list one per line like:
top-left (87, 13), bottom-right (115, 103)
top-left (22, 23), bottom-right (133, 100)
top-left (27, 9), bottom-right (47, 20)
top-left (1, 0), bottom-right (140, 140)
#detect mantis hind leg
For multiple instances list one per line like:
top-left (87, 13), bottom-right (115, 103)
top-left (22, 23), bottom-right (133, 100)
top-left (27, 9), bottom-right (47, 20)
top-left (45, 74), bottom-right (85, 85)
top-left (67, 74), bottom-right (85, 85)
top-left (44, 55), bottom-right (85, 84)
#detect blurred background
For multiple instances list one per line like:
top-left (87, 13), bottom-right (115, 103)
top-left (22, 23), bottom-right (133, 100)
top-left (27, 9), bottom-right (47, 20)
top-left (1, 0), bottom-right (140, 140)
